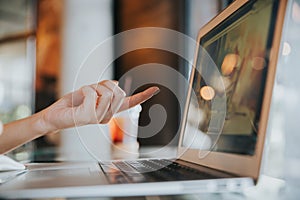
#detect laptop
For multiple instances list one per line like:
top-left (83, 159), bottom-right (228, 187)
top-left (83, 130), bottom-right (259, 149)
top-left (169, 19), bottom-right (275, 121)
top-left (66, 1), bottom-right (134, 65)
top-left (0, 0), bottom-right (288, 198)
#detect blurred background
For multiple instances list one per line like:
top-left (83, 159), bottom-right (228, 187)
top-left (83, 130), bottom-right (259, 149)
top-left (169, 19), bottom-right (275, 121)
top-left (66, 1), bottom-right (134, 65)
top-left (0, 1), bottom-right (300, 197)
top-left (0, 0), bottom-right (232, 161)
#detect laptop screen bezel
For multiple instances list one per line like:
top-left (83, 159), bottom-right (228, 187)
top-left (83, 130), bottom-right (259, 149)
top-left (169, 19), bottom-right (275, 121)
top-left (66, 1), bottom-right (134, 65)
top-left (177, 0), bottom-right (287, 180)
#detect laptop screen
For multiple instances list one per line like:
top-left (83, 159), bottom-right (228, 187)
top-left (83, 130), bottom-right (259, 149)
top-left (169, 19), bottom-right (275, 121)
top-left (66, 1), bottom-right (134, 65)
top-left (182, 0), bottom-right (279, 155)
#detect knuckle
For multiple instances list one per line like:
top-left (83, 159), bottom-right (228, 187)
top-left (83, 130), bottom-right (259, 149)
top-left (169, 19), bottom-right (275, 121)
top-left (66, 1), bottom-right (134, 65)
top-left (80, 85), bottom-right (89, 92)
top-left (99, 80), bottom-right (111, 87)
top-left (99, 80), bottom-right (108, 84)
top-left (115, 91), bottom-right (126, 99)
top-left (101, 91), bottom-right (113, 99)
top-left (119, 89), bottom-right (126, 97)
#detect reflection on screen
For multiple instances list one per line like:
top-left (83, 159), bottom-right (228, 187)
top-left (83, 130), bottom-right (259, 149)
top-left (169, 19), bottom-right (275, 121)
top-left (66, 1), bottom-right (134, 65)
top-left (183, 0), bottom-right (279, 155)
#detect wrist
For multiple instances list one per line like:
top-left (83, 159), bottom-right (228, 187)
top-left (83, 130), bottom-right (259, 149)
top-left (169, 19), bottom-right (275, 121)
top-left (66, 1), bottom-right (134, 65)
top-left (32, 110), bottom-right (58, 137)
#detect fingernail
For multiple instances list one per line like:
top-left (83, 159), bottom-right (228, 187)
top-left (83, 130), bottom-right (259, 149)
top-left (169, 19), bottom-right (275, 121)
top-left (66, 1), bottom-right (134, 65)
top-left (153, 88), bottom-right (160, 96)
top-left (112, 80), bottom-right (119, 85)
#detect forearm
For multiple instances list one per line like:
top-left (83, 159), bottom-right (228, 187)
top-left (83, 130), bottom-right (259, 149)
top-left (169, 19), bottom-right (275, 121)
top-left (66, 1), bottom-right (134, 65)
top-left (0, 111), bottom-right (52, 154)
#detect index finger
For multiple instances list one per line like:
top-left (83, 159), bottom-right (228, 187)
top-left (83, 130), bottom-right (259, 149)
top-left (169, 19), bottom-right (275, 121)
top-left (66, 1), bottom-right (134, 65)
top-left (118, 86), bottom-right (160, 112)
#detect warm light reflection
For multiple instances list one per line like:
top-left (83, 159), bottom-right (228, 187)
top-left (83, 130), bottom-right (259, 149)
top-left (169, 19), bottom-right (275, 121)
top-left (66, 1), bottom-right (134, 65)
top-left (283, 42), bottom-right (291, 56)
top-left (200, 86), bottom-right (215, 101)
top-left (221, 54), bottom-right (239, 76)
top-left (293, 2), bottom-right (300, 23)
top-left (251, 57), bottom-right (266, 70)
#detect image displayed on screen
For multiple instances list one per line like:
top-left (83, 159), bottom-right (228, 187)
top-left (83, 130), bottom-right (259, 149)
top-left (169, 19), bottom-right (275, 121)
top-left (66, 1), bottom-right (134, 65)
top-left (182, 0), bottom-right (278, 155)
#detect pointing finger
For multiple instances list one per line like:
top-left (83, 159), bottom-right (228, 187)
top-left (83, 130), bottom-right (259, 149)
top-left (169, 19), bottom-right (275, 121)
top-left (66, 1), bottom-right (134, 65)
top-left (118, 86), bottom-right (160, 112)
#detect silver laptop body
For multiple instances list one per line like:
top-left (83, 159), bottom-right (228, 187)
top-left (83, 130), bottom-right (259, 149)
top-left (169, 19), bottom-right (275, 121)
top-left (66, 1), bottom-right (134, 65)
top-left (0, 0), bottom-right (288, 198)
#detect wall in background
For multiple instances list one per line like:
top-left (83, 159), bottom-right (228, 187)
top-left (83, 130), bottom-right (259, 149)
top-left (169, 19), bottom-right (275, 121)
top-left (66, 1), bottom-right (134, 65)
top-left (60, 0), bottom-right (113, 161)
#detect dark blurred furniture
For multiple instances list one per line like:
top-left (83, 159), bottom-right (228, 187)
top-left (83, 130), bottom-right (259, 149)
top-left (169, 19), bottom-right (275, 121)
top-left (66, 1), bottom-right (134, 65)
top-left (113, 0), bottom-right (187, 146)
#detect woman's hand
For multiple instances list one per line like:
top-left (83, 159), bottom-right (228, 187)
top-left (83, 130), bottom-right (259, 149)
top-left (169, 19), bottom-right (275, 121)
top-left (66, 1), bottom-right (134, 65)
top-left (0, 80), bottom-right (159, 154)
top-left (39, 80), bottom-right (159, 134)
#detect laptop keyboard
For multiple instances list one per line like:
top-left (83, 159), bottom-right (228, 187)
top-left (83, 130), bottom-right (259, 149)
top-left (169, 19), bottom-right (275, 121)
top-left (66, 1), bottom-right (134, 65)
top-left (100, 159), bottom-right (219, 184)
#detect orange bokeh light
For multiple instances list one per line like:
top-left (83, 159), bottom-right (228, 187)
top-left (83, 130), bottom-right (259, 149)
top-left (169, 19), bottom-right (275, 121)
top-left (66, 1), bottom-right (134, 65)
top-left (221, 54), bottom-right (239, 76)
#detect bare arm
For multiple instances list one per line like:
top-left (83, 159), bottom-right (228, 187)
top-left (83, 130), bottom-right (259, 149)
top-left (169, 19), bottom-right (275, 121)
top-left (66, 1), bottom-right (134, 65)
top-left (0, 81), bottom-right (159, 154)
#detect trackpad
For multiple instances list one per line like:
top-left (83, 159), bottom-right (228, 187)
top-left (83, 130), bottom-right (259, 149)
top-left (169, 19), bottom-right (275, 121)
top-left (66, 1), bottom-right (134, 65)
top-left (29, 168), bottom-right (91, 178)
top-left (14, 164), bottom-right (109, 189)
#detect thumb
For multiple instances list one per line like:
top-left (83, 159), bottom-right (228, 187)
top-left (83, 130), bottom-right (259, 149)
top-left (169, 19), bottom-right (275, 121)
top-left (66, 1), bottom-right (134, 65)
top-left (74, 86), bottom-right (98, 123)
